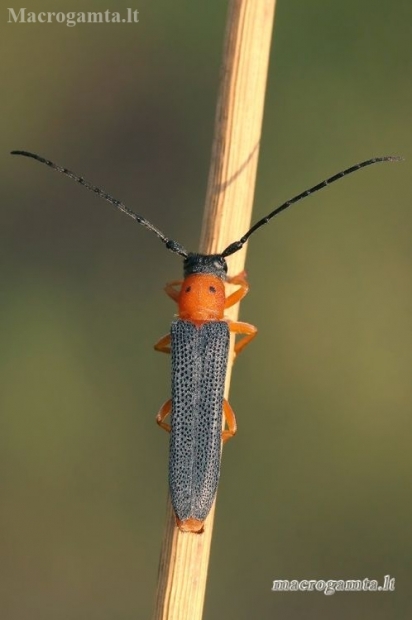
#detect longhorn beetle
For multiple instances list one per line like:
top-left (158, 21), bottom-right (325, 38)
top-left (11, 150), bottom-right (401, 533)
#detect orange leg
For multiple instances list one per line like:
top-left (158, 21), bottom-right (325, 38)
top-left (164, 280), bottom-right (183, 303)
top-left (222, 399), bottom-right (237, 443)
top-left (225, 271), bottom-right (249, 309)
top-left (156, 399), bottom-right (172, 433)
top-left (154, 333), bottom-right (171, 354)
top-left (228, 320), bottom-right (258, 357)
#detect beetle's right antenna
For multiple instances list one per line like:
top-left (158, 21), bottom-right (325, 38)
top-left (11, 150), bottom-right (188, 258)
top-left (221, 156), bottom-right (403, 258)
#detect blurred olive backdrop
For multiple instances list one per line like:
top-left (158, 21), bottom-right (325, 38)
top-left (1, 1), bottom-right (412, 618)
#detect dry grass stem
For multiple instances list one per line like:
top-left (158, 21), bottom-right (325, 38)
top-left (153, 2), bottom-right (277, 618)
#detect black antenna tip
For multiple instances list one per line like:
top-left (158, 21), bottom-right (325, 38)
top-left (380, 155), bottom-right (404, 163)
top-left (11, 150), bottom-right (46, 162)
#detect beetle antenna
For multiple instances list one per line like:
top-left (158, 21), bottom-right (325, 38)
top-left (221, 156), bottom-right (403, 258)
top-left (11, 150), bottom-right (188, 258)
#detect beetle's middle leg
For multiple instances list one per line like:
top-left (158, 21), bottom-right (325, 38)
top-left (228, 321), bottom-right (258, 357)
top-left (154, 333), bottom-right (171, 354)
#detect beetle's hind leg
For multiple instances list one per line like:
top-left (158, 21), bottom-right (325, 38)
top-left (222, 399), bottom-right (237, 444)
top-left (156, 399), bottom-right (172, 433)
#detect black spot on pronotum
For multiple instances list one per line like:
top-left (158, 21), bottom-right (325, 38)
top-left (185, 286), bottom-right (191, 293)
top-left (209, 286), bottom-right (216, 293)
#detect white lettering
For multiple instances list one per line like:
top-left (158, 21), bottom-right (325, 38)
top-left (7, 7), bottom-right (25, 22)
top-left (271, 580), bottom-right (289, 591)
top-left (88, 12), bottom-right (103, 23)
top-left (345, 580), bottom-right (362, 591)
top-left (271, 575), bottom-right (396, 594)
top-left (66, 12), bottom-right (76, 27)
top-left (324, 580), bottom-right (336, 596)
top-left (7, 8), bottom-right (141, 26)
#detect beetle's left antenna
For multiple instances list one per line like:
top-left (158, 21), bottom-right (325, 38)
top-left (11, 150), bottom-right (188, 258)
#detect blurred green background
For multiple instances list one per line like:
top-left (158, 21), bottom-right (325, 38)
top-left (1, 0), bottom-right (411, 618)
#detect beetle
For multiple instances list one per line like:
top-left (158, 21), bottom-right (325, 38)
top-left (11, 150), bottom-right (400, 532)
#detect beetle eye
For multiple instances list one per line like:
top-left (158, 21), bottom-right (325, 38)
top-left (209, 286), bottom-right (216, 293)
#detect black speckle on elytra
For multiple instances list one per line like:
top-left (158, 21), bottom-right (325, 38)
top-left (169, 320), bottom-right (230, 522)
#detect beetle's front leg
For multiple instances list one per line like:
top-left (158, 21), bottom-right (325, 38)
top-left (225, 271), bottom-right (249, 309)
top-left (164, 280), bottom-right (183, 303)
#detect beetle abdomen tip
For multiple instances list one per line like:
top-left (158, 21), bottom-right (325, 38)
top-left (176, 518), bottom-right (205, 534)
